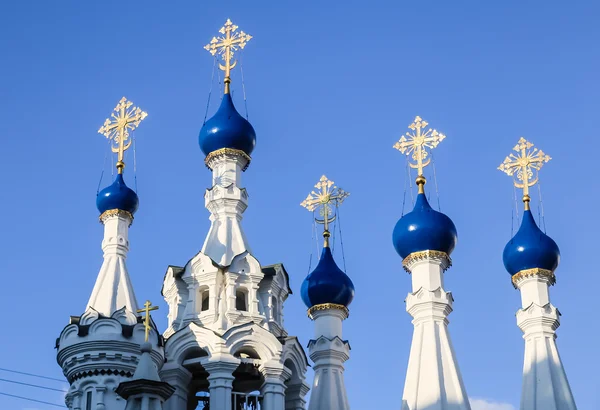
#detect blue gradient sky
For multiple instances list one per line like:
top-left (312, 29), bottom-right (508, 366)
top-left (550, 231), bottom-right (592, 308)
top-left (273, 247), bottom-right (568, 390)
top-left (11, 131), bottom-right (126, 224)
top-left (0, 1), bottom-right (598, 409)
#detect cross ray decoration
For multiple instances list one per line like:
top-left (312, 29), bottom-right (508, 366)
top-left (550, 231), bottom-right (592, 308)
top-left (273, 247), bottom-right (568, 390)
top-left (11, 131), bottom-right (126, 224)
top-left (300, 175), bottom-right (349, 247)
top-left (98, 97), bottom-right (147, 174)
top-left (498, 137), bottom-right (551, 208)
top-left (393, 116), bottom-right (446, 177)
top-left (204, 19), bottom-right (252, 94)
top-left (137, 300), bottom-right (159, 343)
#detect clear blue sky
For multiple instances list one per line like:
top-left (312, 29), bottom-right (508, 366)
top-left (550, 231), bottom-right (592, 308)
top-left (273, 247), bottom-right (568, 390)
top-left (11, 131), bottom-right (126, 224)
top-left (0, 1), bottom-right (598, 409)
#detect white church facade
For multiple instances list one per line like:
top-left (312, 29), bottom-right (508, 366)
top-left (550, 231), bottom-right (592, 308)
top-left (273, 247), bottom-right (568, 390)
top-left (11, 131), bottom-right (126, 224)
top-left (54, 19), bottom-right (577, 410)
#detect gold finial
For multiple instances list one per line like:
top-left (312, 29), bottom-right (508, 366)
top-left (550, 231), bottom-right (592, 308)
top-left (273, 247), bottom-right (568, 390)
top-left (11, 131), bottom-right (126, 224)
top-left (300, 175), bottom-right (349, 248)
top-left (137, 300), bottom-right (159, 343)
top-left (98, 97), bottom-right (147, 174)
top-left (393, 116), bottom-right (446, 194)
top-left (498, 137), bottom-right (551, 211)
top-left (204, 19), bottom-right (253, 95)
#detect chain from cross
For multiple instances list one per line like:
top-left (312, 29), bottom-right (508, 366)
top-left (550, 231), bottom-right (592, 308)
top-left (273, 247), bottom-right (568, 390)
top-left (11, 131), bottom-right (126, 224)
top-left (498, 137), bottom-right (551, 207)
top-left (98, 97), bottom-right (147, 174)
top-left (137, 300), bottom-right (159, 343)
top-left (204, 19), bottom-right (252, 94)
top-left (393, 116), bottom-right (446, 178)
top-left (300, 175), bottom-right (349, 247)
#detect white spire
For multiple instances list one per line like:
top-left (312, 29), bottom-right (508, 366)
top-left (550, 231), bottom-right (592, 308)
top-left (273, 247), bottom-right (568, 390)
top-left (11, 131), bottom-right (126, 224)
top-left (514, 272), bottom-right (577, 410)
top-left (87, 211), bottom-right (139, 321)
top-left (401, 252), bottom-right (470, 410)
top-left (201, 151), bottom-right (251, 266)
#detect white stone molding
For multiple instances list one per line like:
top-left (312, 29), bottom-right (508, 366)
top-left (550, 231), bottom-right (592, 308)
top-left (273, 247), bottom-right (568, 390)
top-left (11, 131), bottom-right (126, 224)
top-left (515, 275), bottom-right (577, 410)
top-left (401, 257), bottom-right (470, 410)
top-left (87, 213), bottom-right (139, 321)
top-left (307, 308), bottom-right (350, 410)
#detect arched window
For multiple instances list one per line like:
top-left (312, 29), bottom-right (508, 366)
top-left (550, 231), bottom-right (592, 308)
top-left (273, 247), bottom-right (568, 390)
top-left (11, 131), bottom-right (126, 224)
top-left (236, 289), bottom-right (248, 311)
top-left (201, 289), bottom-right (209, 311)
top-left (271, 296), bottom-right (279, 321)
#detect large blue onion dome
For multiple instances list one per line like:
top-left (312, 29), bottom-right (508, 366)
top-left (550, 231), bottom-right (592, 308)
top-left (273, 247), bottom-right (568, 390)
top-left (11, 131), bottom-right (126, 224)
top-left (503, 209), bottom-right (560, 276)
top-left (301, 246), bottom-right (355, 309)
top-left (393, 192), bottom-right (458, 259)
top-left (198, 93), bottom-right (256, 157)
top-left (96, 173), bottom-right (139, 215)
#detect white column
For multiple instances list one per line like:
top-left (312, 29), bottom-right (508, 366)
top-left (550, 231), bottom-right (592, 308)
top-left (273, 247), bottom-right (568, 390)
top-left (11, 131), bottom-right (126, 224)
top-left (515, 275), bottom-right (577, 410)
top-left (205, 361), bottom-right (238, 410)
top-left (284, 382), bottom-right (310, 410)
top-left (86, 212), bottom-right (139, 319)
top-left (307, 307), bottom-right (350, 410)
top-left (202, 152), bottom-right (251, 266)
top-left (402, 254), bottom-right (470, 410)
top-left (260, 364), bottom-right (290, 410)
top-left (160, 365), bottom-right (191, 410)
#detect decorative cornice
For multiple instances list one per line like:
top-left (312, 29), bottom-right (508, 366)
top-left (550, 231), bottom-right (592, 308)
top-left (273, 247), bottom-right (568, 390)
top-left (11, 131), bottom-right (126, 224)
top-left (402, 250), bottom-right (451, 273)
top-left (99, 209), bottom-right (134, 225)
top-left (205, 148), bottom-right (251, 171)
top-left (512, 268), bottom-right (556, 288)
top-left (307, 303), bottom-right (349, 319)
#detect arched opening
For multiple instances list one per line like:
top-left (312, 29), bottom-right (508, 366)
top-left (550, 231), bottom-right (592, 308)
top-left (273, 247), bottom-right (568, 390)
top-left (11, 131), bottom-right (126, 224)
top-left (271, 296), bottom-right (279, 321)
top-left (200, 289), bottom-right (210, 312)
top-left (236, 288), bottom-right (248, 311)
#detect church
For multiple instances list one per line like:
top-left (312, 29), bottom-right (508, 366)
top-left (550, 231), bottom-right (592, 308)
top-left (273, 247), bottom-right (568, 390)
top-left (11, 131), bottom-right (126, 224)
top-left (54, 19), bottom-right (577, 410)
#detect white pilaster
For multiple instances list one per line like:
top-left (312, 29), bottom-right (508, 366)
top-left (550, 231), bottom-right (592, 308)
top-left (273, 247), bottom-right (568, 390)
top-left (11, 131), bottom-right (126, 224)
top-left (515, 275), bottom-right (577, 410)
top-left (161, 365), bottom-right (192, 410)
top-left (307, 307), bottom-right (350, 410)
top-left (260, 363), bottom-right (290, 410)
top-left (87, 211), bottom-right (139, 319)
top-left (205, 361), bottom-right (238, 410)
top-left (402, 254), bottom-right (470, 410)
top-left (202, 152), bottom-right (251, 267)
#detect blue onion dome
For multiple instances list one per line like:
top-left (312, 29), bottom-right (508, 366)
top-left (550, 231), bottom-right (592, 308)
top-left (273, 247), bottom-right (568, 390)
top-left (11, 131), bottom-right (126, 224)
top-left (96, 173), bottom-right (139, 215)
top-left (301, 246), bottom-right (355, 308)
top-left (503, 209), bottom-right (560, 276)
top-left (393, 192), bottom-right (458, 259)
top-left (198, 93), bottom-right (256, 157)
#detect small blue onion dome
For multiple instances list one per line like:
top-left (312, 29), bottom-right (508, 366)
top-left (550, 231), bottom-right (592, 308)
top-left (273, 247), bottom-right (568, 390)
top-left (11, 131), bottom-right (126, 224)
top-left (198, 93), bottom-right (256, 156)
top-left (503, 209), bottom-right (560, 275)
top-left (393, 192), bottom-right (458, 259)
top-left (301, 246), bottom-right (355, 308)
top-left (96, 173), bottom-right (139, 215)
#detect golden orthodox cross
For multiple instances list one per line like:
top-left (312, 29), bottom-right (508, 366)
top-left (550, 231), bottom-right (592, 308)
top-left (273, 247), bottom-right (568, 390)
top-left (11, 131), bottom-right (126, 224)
top-left (300, 175), bottom-right (349, 248)
top-left (498, 137), bottom-right (551, 210)
top-left (137, 300), bottom-right (159, 343)
top-left (98, 97), bottom-right (147, 174)
top-left (394, 116), bottom-right (446, 192)
top-left (204, 19), bottom-right (253, 94)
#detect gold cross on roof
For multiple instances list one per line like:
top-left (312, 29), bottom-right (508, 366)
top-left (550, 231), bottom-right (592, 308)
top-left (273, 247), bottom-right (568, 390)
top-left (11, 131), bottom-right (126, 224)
top-left (204, 19), bottom-right (252, 94)
top-left (98, 97), bottom-right (147, 174)
top-left (394, 116), bottom-right (446, 190)
top-left (498, 137), bottom-right (551, 210)
top-left (137, 300), bottom-right (159, 343)
top-left (300, 175), bottom-right (349, 248)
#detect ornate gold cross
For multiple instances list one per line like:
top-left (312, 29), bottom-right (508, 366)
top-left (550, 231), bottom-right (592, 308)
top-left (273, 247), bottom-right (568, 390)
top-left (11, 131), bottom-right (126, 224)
top-left (98, 97), bottom-right (147, 174)
top-left (498, 137), bottom-right (551, 210)
top-left (204, 19), bottom-right (253, 94)
top-left (300, 175), bottom-right (349, 248)
top-left (137, 300), bottom-right (159, 343)
top-left (394, 116), bottom-right (446, 190)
